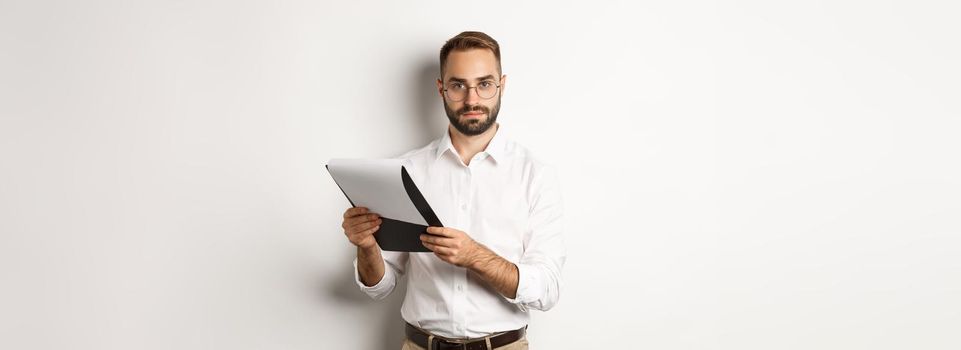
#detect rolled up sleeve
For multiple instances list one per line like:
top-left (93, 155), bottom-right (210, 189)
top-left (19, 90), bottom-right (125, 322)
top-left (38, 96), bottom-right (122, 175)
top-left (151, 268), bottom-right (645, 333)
top-left (353, 250), bottom-right (409, 300)
top-left (505, 165), bottom-right (566, 311)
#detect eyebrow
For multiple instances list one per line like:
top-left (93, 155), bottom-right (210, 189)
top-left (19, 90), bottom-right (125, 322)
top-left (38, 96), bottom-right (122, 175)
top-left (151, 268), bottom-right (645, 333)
top-left (447, 75), bottom-right (497, 83)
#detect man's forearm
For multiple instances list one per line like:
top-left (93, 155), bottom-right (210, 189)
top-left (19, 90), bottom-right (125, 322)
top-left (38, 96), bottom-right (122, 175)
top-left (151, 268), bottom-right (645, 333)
top-left (469, 246), bottom-right (519, 299)
top-left (357, 245), bottom-right (385, 287)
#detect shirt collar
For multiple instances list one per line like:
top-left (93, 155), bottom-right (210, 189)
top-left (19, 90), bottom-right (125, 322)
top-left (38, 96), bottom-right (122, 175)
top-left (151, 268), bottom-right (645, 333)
top-left (434, 123), bottom-right (508, 163)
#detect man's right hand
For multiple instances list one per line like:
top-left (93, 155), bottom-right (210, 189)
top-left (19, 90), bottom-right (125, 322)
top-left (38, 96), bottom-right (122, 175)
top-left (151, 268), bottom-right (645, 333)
top-left (342, 207), bottom-right (382, 250)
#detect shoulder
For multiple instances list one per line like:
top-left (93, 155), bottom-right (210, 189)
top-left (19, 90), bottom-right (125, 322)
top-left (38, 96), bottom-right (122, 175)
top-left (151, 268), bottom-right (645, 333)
top-left (499, 139), bottom-right (561, 203)
top-left (503, 139), bottom-right (556, 177)
top-left (393, 139), bottom-right (440, 163)
top-left (499, 139), bottom-right (563, 215)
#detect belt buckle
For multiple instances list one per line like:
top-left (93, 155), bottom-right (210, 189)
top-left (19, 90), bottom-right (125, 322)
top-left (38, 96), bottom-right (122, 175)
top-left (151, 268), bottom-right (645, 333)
top-left (434, 338), bottom-right (468, 350)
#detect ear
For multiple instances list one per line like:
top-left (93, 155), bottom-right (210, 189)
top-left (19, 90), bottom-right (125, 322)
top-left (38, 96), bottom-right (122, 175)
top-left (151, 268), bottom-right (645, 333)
top-left (436, 78), bottom-right (445, 98)
top-left (499, 74), bottom-right (507, 95)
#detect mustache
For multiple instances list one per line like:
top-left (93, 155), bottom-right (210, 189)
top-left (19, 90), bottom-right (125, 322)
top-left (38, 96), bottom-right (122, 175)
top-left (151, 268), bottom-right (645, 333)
top-left (457, 105), bottom-right (489, 115)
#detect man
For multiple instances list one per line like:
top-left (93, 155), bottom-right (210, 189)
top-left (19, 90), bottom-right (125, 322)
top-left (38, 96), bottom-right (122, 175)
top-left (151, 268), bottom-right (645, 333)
top-left (341, 31), bottom-right (565, 350)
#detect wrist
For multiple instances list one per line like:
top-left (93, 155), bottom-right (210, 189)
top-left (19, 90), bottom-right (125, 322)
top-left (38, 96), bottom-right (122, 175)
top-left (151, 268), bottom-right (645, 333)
top-left (358, 243), bottom-right (380, 257)
top-left (467, 244), bottom-right (494, 270)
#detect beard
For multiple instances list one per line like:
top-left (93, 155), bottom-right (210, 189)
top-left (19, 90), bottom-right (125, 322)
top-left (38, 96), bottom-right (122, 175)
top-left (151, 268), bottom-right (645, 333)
top-left (444, 97), bottom-right (500, 136)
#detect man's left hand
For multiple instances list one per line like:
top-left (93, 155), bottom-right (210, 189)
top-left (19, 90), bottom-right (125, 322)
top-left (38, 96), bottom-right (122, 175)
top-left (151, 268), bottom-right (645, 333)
top-left (420, 227), bottom-right (485, 268)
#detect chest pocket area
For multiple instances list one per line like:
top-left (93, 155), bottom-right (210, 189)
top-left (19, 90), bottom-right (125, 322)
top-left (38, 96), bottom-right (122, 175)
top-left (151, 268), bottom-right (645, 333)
top-left (474, 190), bottom-right (529, 262)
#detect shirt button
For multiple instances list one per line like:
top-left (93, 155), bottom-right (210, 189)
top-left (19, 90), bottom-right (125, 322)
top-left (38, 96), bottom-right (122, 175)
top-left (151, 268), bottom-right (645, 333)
top-left (456, 284), bottom-right (464, 291)
top-left (460, 204), bottom-right (467, 210)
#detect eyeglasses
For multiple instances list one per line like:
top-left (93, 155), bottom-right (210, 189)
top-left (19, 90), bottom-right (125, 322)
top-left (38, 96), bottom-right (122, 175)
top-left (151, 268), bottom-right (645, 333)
top-left (443, 80), bottom-right (501, 102)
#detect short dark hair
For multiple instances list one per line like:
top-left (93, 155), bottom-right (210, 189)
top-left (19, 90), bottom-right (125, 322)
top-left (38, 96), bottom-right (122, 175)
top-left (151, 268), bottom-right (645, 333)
top-left (439, 31), bottom-right (501, 79)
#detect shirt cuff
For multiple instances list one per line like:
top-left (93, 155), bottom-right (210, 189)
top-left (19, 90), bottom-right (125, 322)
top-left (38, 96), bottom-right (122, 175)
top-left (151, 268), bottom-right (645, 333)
top-left (503, 262), bottom-right (538, 310)
top-left (353, 257), bottom-right (394, 299)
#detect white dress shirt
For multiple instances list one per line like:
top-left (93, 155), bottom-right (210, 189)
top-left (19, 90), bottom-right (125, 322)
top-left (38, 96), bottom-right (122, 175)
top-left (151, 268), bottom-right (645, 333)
top-left (353, 124), bottom-right (566, 338)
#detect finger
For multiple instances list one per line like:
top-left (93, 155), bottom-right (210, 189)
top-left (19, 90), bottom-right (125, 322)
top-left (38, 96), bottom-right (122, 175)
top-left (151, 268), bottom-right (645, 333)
top-left (422, 241), bottom-right (453, 255)
top-left (344, 207), bottom-right (369, 218)
top-left (426, 226), bottom-right (452, 237)
top-left (354, 224), bottom-right (381, 240)
top-left (420, 234), bottom-right (456, 247)
top-left (345, 213), bottom-right (380, 229)
top-left (346, 214), bottom-right (380, 227)
top-left (349, 218), bottom-right (383, 234)
top-left (349, 221), bottom-right (381, 237)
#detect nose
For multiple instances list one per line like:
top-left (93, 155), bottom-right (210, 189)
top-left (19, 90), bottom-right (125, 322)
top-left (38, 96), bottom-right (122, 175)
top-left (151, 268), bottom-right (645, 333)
top-left (464, 87), bottom-right (481, 106)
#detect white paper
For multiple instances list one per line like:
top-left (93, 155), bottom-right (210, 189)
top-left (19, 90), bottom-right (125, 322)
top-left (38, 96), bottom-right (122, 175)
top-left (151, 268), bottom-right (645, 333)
top-left (326, 158), bottom-right (427, 225)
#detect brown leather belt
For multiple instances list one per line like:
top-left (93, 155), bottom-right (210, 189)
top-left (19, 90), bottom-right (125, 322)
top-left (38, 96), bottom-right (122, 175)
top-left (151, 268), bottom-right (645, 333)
top-left (405, 323), bottom-right (526, 350)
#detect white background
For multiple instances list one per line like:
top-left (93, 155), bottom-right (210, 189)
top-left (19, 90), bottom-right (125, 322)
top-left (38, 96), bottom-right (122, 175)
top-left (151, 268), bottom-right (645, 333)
top-left (1, 1), bottom-right (959, 349)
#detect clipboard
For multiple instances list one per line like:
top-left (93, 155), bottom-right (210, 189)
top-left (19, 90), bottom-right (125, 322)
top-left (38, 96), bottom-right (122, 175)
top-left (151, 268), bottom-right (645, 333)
top-left (326, 159), bottom-right (443, 252)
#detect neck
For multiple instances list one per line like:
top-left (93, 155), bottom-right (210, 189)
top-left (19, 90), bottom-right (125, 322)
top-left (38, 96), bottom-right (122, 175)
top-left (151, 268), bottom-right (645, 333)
top-left (449, 123), bottom-right (498, 166)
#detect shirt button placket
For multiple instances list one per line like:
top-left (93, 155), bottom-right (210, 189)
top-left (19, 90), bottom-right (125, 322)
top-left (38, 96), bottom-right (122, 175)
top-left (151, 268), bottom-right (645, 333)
top-left (458, 167), bottom-right (471, 220)
top-left (450, 166), bottom-right (470, 337)
top-left (453, 271), bottom-right (468, 336)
